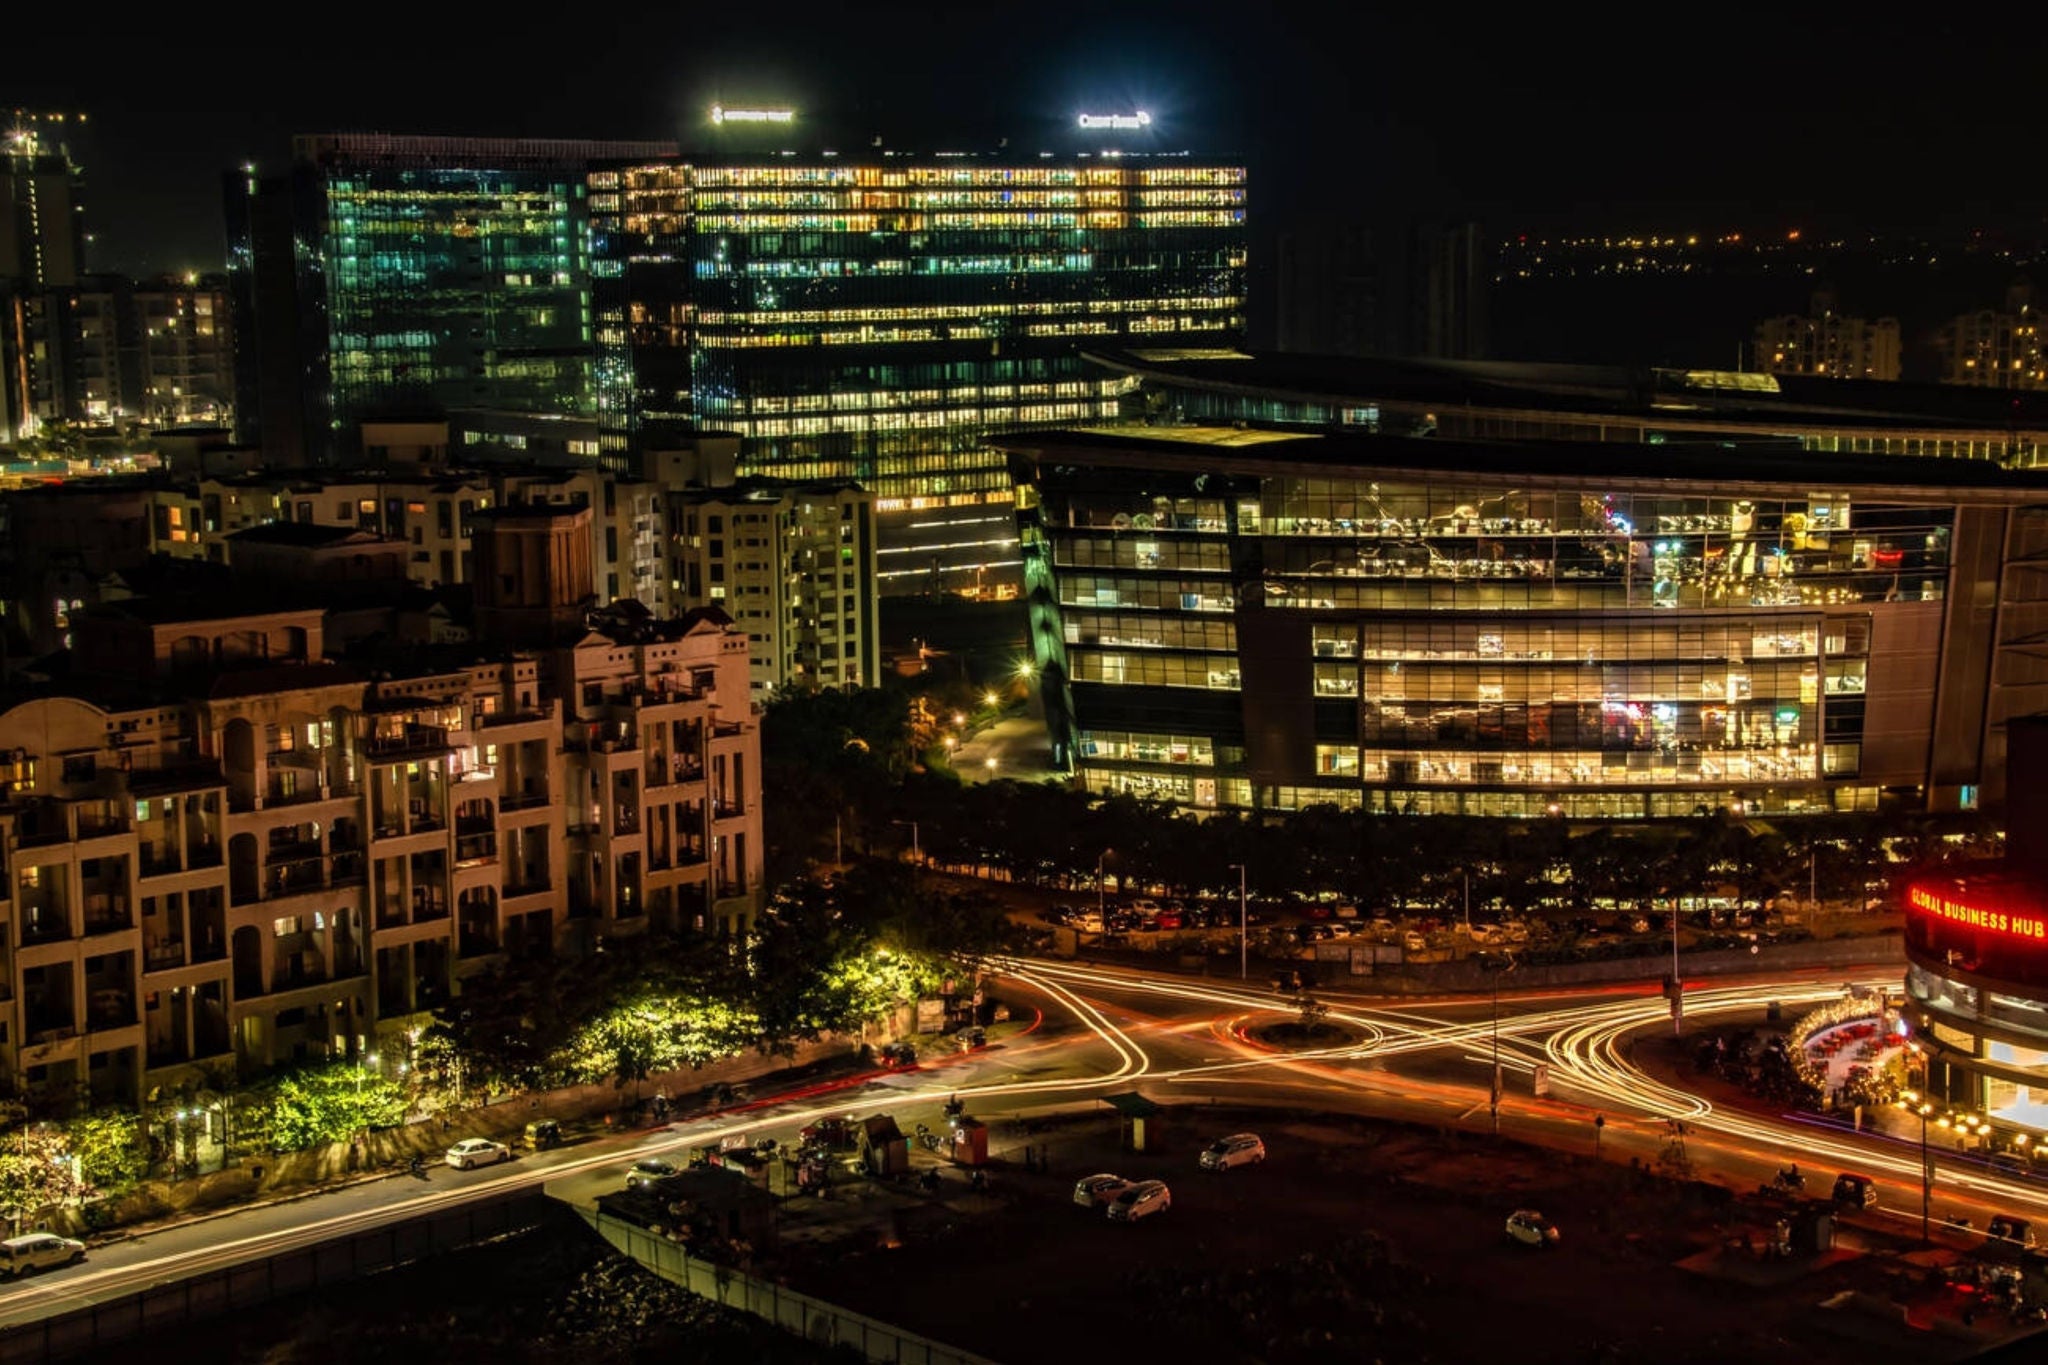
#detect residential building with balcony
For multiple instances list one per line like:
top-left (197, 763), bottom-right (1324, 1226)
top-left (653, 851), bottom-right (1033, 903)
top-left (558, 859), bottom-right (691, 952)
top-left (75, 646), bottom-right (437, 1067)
top-left (0, 517), bottom-right (763, 1110)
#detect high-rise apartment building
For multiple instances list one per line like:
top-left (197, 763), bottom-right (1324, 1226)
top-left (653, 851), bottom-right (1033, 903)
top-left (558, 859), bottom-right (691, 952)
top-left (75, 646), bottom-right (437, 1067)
top-left (588, 153), bottom-right (1248, 594)
top-left (1754, 291), bottom-right (1900, 382)
top-left (226, 134), bottom-right (678, 466)
top-left (1937, 281), bottom-right (2048, 390)
top-left (1, 114), bottom-right (88, 443)
top-left (669, 479), bottom-right (879, 699)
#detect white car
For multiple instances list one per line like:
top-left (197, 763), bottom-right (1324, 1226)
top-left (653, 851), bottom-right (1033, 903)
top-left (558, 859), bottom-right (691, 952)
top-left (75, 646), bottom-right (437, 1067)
top-left (1502, 921), bottom-right (1531, 943)
top-left (626, 1157), bottom-right (680, 1190)
top-left (1106, 1179), bottom-right (1171, 1221)
top-left (1368, 918), bottom-right (1398, 939)
top-left (0, 1232), bottom-right (84, 1277)
top-left (1200, 1132), bottom-right (1267, 1171)
top-left (1129, 898), bottom-right (1162, 916)
top-left (1073, 1173), bottom-right (1134, 1208)
top-left (1402, 931), bottom-right (1429, 953)
top-left (445, 1137), bottom-right (513, 1170)
top-left (1506, 1209), bottom-right (1559, 1247)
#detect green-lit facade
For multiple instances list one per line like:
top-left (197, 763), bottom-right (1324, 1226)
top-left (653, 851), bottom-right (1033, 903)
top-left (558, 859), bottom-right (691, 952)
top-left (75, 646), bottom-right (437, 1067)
top-left (588, 155), bottom-right (1247, 593)
top-left (229, 135), bottom-right (676, 465)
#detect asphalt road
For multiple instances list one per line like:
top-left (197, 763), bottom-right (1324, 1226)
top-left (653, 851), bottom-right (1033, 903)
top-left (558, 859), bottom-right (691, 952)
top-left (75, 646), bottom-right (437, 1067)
top-left (5, 954), bottom-right (2038, 1330)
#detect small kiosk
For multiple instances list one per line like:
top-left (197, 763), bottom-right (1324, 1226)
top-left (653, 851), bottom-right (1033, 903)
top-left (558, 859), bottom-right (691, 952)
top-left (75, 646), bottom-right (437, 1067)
top-left (1101, 1092), bottom-right (1161, 1153)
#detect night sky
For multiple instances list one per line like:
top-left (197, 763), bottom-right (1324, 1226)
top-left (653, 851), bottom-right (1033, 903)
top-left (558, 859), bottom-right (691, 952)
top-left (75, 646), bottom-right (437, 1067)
top-left (11, 4), bottom-right (2048, 276)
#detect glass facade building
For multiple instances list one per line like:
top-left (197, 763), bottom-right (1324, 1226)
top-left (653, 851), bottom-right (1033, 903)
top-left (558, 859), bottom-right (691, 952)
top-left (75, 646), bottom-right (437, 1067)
top-left (1006, 424), bottom-right (2048, 820)
top-left (588, 155), bottom-right (1247, 593)
top-left (228, 135), bottom-right (677, 465)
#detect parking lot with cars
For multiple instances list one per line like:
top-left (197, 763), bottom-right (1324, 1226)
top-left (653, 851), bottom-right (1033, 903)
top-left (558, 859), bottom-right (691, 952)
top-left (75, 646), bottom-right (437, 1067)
top-left (783, 1105), bottom-right (1997, 1365)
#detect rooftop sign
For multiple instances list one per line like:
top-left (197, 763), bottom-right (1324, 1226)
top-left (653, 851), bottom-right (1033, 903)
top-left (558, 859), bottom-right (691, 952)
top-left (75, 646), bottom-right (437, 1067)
top-left (710, 106), bottom-right (795, 125)
top-left (1077, 111), bottom-right (1152, 131)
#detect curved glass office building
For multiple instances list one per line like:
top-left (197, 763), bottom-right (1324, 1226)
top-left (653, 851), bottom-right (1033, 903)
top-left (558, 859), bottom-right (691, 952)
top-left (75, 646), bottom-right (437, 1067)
top-left (1003, 423), bottom-right (2048, 820)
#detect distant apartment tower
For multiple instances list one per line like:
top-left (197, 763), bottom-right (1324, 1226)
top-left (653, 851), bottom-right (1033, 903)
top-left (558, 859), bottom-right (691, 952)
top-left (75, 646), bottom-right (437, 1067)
top-left (669, 479), bottom-right (879, 699)
top-left (0, 114), bottom-right (88, 442)
top-left (225, 134), bottom-right (678, 466)
top-left (587, 153), bottom-right (1247, 595)
top-left (1753, 291), bottom-right (1900, 381)
top-left (1937, 281), bottom-right (2048, 390)
top-left (52, 274), bottom-right (234, 425)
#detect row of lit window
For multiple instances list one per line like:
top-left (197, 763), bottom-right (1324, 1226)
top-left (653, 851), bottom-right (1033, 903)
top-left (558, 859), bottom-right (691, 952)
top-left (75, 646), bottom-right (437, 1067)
top-left (1316, 620), bottom-right (1856, 662)
top-left (692, 209), bottom-right (1244, 234)
top-left (692, 189), bottom-right (1246, 212)
top-left (1240, 579), bottom-right (1943, 614)
top-left (688, 166), bottom-right (1244, 189)
top-left (722, 400), bottom-right (1116, 437)
top-left (697, 295), bottom-right (1240, 327)
top-left (721, 379), bottom-right (1122, 414)
top-left (1068, 651), bottom-right (1241, 690)
top-left (1061, 611), bottom-right (1238, 652)
top-left (1310, 746), bottom-right (1820, 786)
top-left (694, 251), bottom-right (1242, 278)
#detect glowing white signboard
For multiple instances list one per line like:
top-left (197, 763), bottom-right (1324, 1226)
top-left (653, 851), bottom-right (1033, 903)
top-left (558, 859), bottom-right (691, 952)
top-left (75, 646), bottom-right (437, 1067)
top-left (1077, 111), bottom-right (1152, 130)
top-left (711, 105), bottom-right (795, 125)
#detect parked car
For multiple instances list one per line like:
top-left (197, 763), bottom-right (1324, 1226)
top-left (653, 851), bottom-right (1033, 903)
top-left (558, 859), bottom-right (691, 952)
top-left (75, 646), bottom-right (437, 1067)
top-left (523, 1118), bottom-right (563, 1151)
top-left (1304, 903), bottom-right (1334, 920)
top-left (1502, 921), bottom-right (1531, 944)
top-left (1368, 917), bottom-right (1398, 939)
top-left (1200, 1132), bottom-right (1267, 1171)
top-left (799, 1115), bottom-right (859, 1149)
top-left (1988, 1214), bottom-right (2038, 1249)
top-left (0, 1233), bottom-right (84, 1277)
top-left (1129, 898), bottom-right (1162, 917)
top-left (1332, 903), bottom-right (1359, 919)
top-left (625, 1157), bottom-right (681, 1190)
top-left (445, 1137), bottom-right (513, 1170)
top-left (1073, 1173), bottom-right (1134, 1208)
top-left (1155, 909), bottom-right (1184, 930)
top-left (1505, 1209), bottom-right (1559, 1248)
top-left (1402, 931), bottom-right (1429, 953)
top-left (1106, 1179), bottom-right (1172, 1221)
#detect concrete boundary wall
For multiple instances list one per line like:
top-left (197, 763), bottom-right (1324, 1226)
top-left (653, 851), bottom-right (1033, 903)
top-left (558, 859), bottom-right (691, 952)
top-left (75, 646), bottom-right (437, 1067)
top-left (578, 1207), bottom-right (999, 1365)
top-left (0, 1194), bottom-right (552, 1363)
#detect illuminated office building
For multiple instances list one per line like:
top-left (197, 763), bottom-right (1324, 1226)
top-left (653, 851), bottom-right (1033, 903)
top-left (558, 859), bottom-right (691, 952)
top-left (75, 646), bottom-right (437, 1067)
top-left (588, 154), bottom-right (1247, 593)
top-left (1005, 420), bottom-right (2048, 821)
top-left (227, 134), bottom-right (677, 466)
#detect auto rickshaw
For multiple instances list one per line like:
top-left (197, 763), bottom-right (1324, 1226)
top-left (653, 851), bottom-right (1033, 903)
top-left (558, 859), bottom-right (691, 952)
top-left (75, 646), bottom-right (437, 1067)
top-left (1831, 1172), bottom-right (1879, 1209)
top-left (523, 1118), bottom-right (562, 1151)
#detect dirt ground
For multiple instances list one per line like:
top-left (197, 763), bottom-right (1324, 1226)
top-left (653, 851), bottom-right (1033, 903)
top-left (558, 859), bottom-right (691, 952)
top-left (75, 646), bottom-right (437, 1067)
top-left (787, 1106), bottom-right (2018, 1365)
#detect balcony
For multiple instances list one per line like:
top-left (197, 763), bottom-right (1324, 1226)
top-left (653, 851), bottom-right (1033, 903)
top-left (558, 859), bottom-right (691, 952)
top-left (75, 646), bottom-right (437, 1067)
top-left (75, 810), bottom-right (132, 839)
top-left (455, 834), bottom-right (498, 865)
top-left (20, 914), bottom-right (72, 946)
top-left (713, 801), bottom-right (743, 820)
top-left (500, 788), bottom-right (551, 812)
top-left (87, 994), bottom-right (137, 1031)
top-left (411, 896), bottom-right (450, 924)
top-left (331, 851), bottom-right (367, 887)
top-left (144, 941), bottom-right (187, 972)
top-left (478, 707), bottom-right (550, 730)
top-left (139, 844), bottom-right (183, 878)
top-left (365, 725), bottom-right (451, 760)
top-left (125, 757), bottom-right (227, 795)
top-left (82, 895), bottom-right (134, 936)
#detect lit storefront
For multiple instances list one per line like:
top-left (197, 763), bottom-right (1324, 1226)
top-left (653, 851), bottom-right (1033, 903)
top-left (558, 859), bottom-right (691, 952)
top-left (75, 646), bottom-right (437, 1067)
top-left (1903, 871), bottom-right (2048, 1134)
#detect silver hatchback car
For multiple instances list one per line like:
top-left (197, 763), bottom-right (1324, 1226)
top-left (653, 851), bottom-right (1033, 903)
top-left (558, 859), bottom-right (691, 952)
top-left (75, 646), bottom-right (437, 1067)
top-left (1200, 1132), bottom-right (1267, 1171)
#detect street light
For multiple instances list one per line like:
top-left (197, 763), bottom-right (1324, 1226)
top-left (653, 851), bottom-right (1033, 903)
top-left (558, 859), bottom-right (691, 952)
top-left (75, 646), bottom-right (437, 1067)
top-left (1096, 848), bottom-right (1113, 935)
top-left (984, 756), bottom-right (998, 775)
top-left (891, 819), bottom-right (921, 866)
top-left (1227, 862), bottom-right (1249, 980)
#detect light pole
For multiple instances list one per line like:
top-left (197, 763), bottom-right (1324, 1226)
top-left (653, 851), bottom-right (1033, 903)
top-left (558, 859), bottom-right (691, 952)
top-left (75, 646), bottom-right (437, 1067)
top-left (1228, 862), bottom-right (1248, 980)
top-left (1669, 898), bottom-right (1683, 1038)
top-left (892, 819), bottom-right (921, 866)
top-left (1095, 848), bottom-right (1112, 934)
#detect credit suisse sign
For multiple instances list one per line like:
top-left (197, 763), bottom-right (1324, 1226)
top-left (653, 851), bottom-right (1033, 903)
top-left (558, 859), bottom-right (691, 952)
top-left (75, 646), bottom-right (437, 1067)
top-left (1907, 885), bottom-right (2048, 942)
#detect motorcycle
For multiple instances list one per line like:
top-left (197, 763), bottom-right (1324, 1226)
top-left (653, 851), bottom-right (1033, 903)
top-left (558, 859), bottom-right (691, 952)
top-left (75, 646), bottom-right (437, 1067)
top-left (1774, 1166), bottom-right (1806, 1192)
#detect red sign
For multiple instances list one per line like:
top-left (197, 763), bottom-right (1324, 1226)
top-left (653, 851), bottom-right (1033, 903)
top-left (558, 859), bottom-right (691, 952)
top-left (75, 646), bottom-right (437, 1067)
top-left (1907, 885), bottom-right (2048, 943)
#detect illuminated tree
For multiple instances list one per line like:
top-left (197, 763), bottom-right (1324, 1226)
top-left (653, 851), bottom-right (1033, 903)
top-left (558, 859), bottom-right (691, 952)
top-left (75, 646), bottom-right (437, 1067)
top-left (0, 1105), bottom-right (90, 1234)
